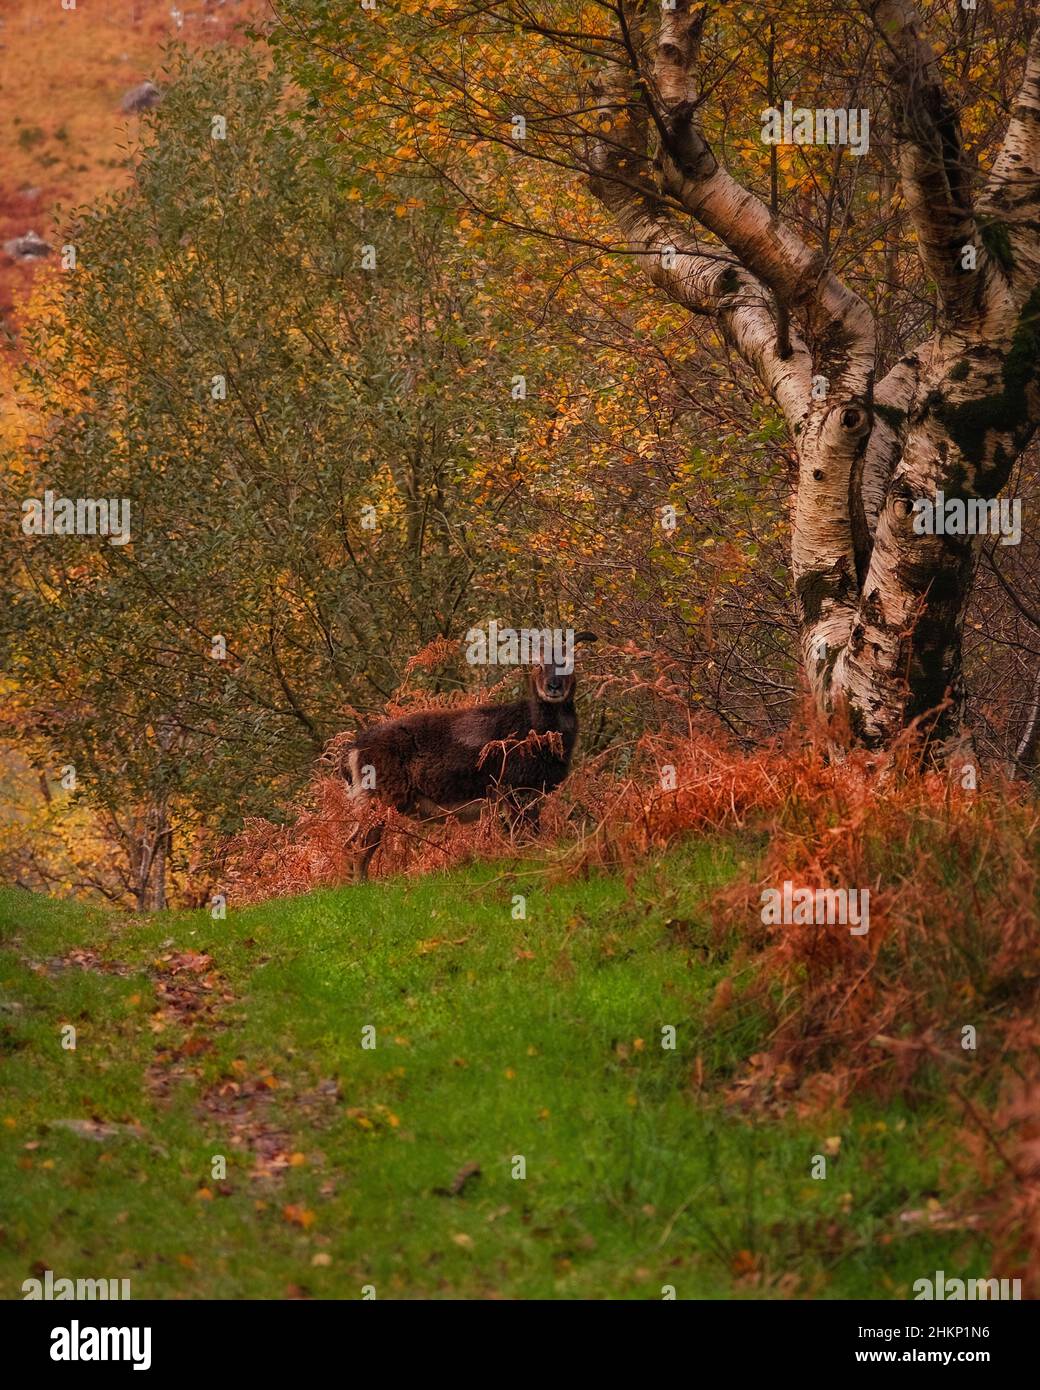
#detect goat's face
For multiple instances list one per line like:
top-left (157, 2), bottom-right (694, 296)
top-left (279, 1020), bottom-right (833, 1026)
top-left (531, 661), bottom-right (576, 703)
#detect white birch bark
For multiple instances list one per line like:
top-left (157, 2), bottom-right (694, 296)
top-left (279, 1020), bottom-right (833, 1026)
top-left (587, 0), bottom-right (1040, 759)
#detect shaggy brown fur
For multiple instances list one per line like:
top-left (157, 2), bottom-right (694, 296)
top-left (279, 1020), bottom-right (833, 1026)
top-left (342, 637), bottom-right (595, 878)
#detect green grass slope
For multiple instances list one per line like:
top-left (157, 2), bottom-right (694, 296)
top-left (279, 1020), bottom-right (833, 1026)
top-left (0, 842), bottom-right (987, 1299)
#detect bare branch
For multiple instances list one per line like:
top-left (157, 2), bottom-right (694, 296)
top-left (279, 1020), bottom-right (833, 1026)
top-left (588, 57), bottom-right (811, 427)
top-left (647, 2), bottom-right (874, 394)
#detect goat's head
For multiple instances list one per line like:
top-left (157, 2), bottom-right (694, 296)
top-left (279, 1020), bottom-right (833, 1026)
top-left (530, 630), bottom-right (597, 703)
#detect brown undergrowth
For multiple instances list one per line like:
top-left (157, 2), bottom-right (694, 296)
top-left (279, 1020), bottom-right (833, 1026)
top-left (222, 641), bottom-right (1040, 1291)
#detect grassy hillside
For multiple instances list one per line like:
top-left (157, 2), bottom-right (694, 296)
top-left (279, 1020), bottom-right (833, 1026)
top-left (0, 839), bottom-right (990, 1300)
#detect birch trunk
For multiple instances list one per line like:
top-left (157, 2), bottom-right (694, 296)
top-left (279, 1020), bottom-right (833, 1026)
top-left (587, 0), bottom-right (1040, 762)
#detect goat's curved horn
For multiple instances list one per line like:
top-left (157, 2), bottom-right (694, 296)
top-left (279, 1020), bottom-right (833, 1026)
top-left (573, 630), bottom-right (598, 645)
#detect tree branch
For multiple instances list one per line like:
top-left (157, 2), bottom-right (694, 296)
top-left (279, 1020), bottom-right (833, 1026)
top-left (867, 0), bottom-right (999, 326)
top-left (588, 54), bottom-right (811, 428)
top-left (980, 23), bottom-right (1040, 295)
top-left (648, 1), bottom-right (875, 393)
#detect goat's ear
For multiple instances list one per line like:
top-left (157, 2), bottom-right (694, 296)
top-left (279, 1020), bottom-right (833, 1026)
top-left (573, 630), bottom-right (598, 645)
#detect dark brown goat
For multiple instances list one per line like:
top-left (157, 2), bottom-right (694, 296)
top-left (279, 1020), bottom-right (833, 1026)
top-left (342, 633), bottom-right (597, 879)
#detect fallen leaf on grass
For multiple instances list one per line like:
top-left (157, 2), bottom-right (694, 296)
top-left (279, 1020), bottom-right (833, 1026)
top-left (899, 1205), bottom-right (981, 1231)
top-left (155, 951), bottom-right (213, 975)
top-left (416, 936), bottom-right (471, 956)
top-left (282, 1204), bottom-right (316, 1229)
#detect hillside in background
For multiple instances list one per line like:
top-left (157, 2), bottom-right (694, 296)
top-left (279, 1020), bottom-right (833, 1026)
top-left (0, 0), bottom-right (260, 343)
top-left (0, 2), bottom-right (265, 899)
